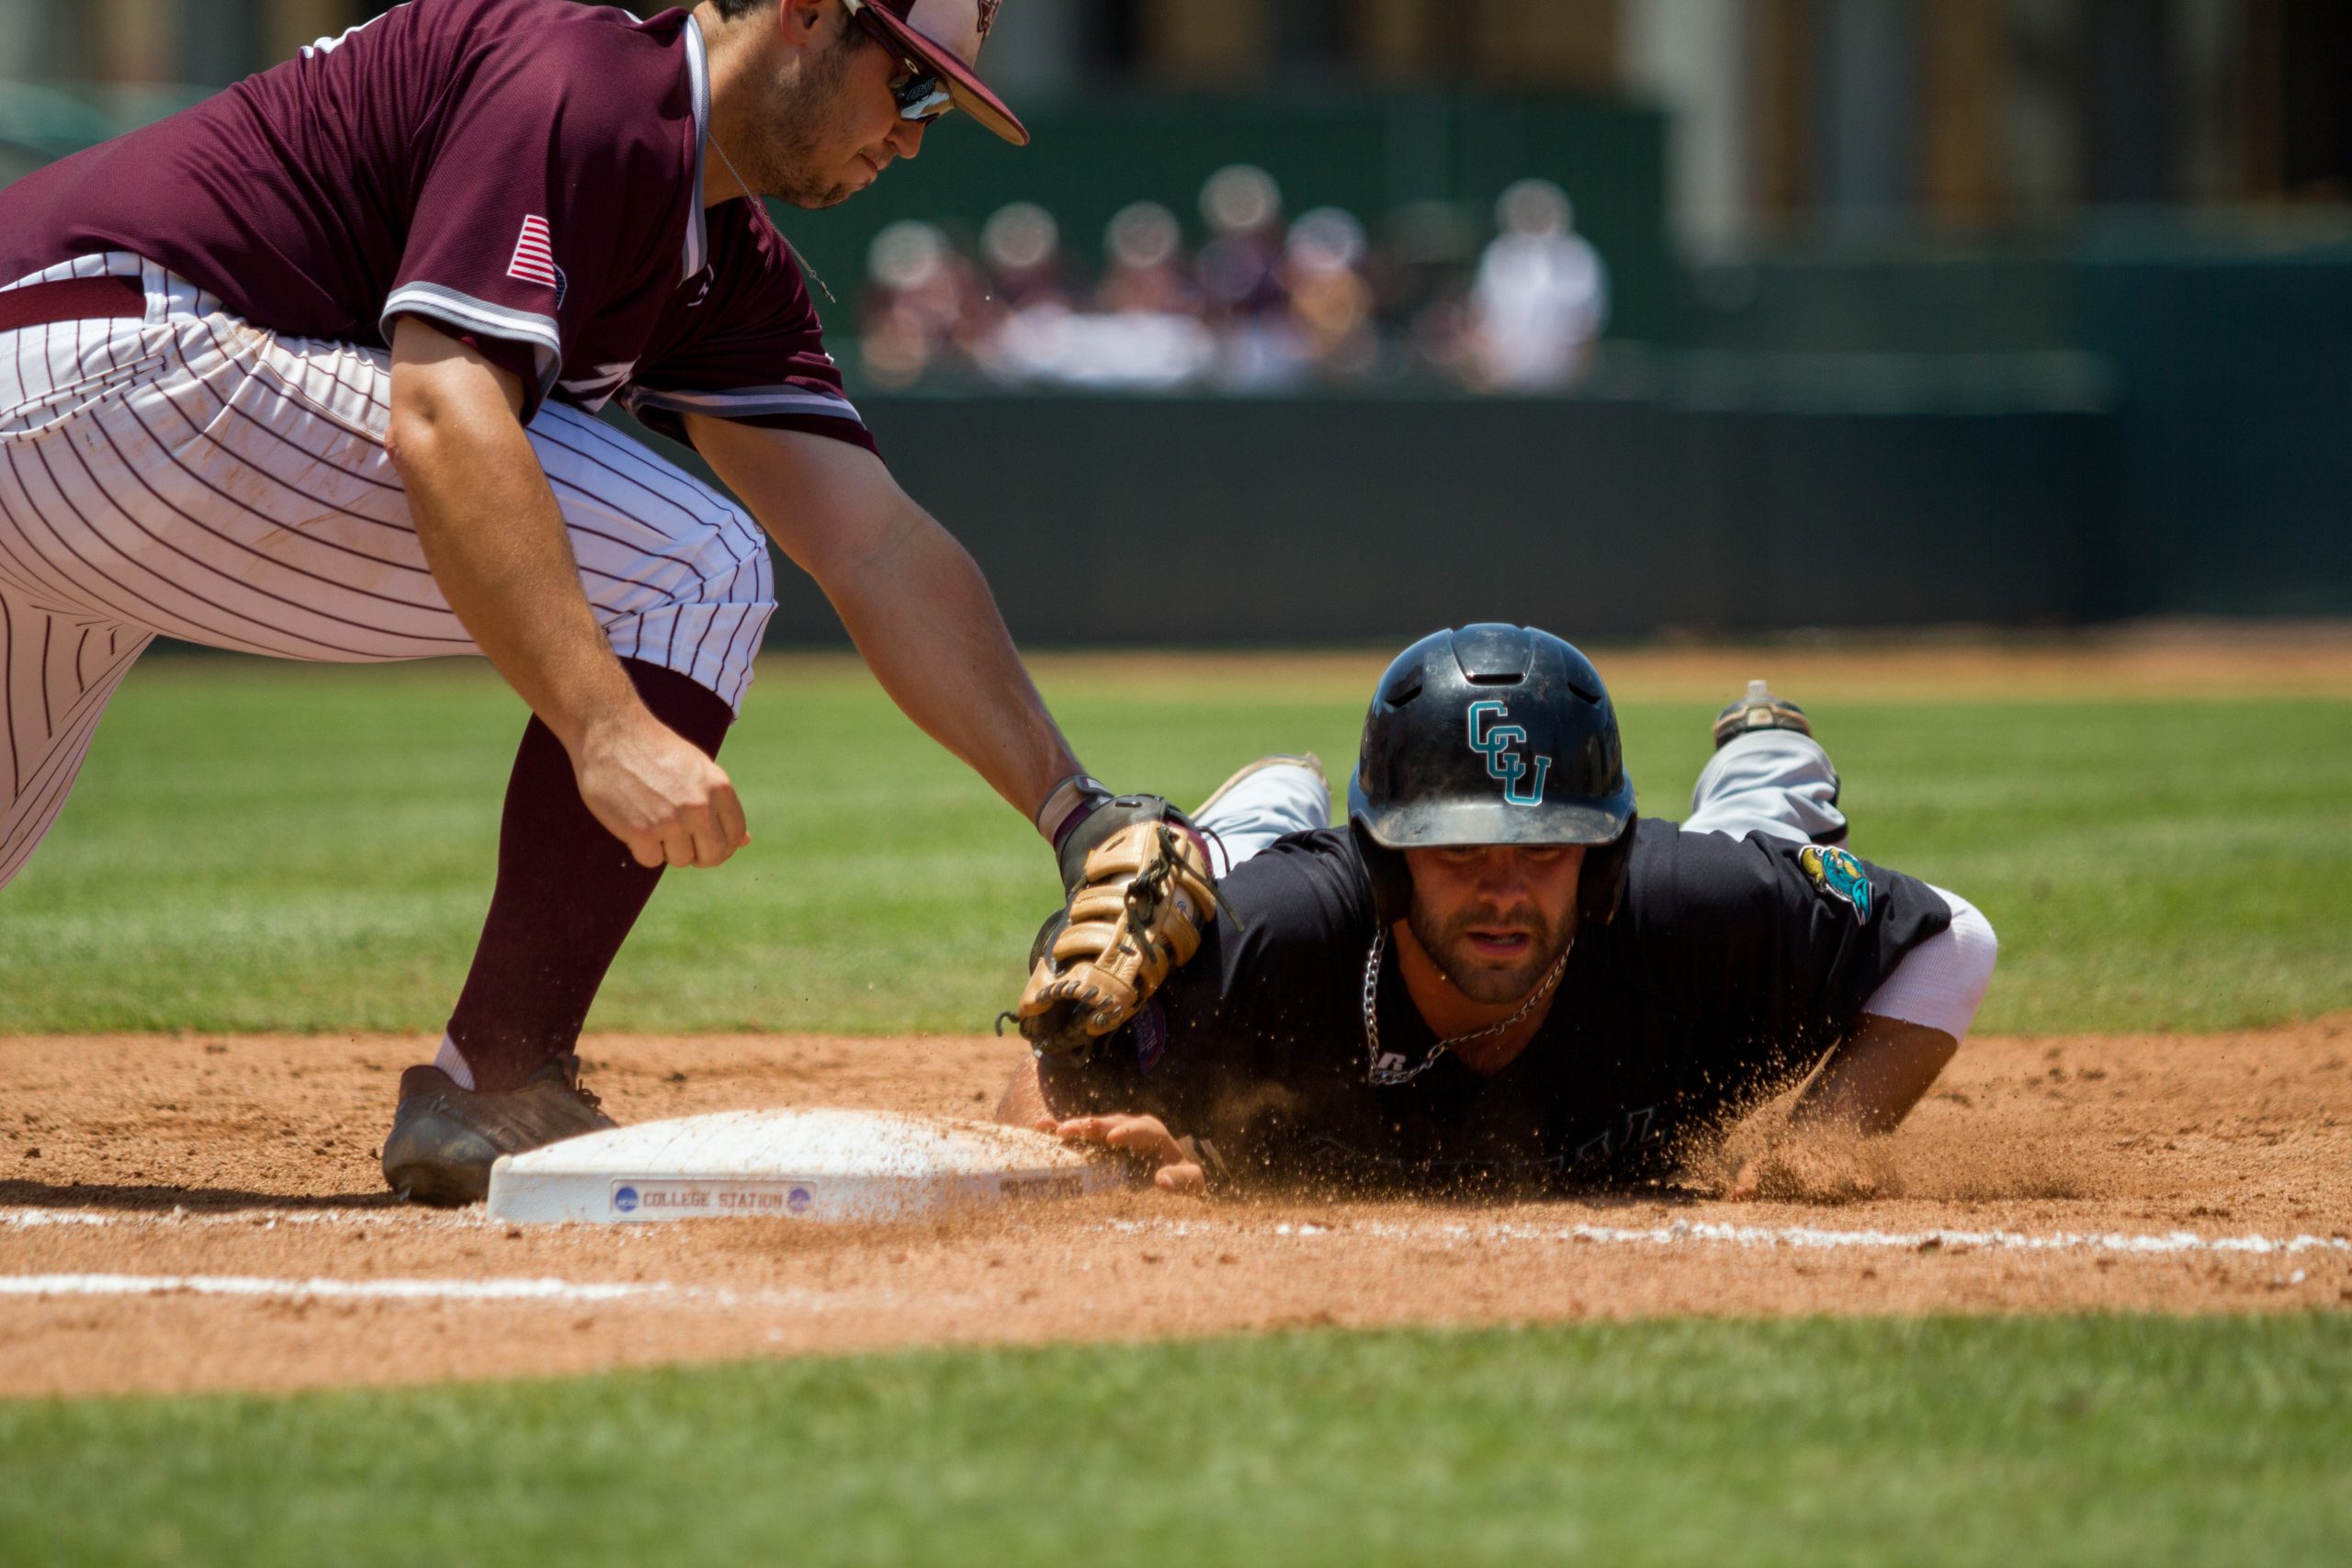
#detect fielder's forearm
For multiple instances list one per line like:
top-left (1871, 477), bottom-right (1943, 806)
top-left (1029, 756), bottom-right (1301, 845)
top-left (822, 502), bottom-right (1081, 820)
top-left (387, 323), bottom-right (641, 751)
top-left (687, 416), bottom-right (1081, 821)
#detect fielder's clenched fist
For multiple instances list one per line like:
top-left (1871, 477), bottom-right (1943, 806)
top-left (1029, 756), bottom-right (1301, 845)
top-left (574, 709), bottom-right (750, 870)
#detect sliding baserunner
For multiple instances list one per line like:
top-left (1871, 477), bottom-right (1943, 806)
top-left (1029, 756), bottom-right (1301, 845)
top-left (1001, 626), bottom-right (1998, 1195)
top-left (0, 0), bottom-right (1161, 1203)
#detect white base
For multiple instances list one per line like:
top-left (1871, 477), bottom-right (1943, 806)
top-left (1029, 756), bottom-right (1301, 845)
top-left (484, 1108), bottom-right (1121, 1224)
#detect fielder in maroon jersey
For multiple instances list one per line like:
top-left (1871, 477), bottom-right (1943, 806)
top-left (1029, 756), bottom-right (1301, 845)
top-left (0, 0), bottom-right (1148, 1203)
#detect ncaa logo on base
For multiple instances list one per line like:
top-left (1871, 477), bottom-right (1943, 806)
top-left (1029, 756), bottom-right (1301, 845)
top-left (1466, 700), bottom-right (1552, 807)
top-left (613, 1185), bottom-right (639, 1213)
top-left (787, 1187), bottom-right (813, 1214)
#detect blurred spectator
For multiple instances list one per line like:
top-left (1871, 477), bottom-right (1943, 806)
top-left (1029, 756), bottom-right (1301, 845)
top-left (983, 198), bottom-right (1214, 389)
top-left (986, 307), bottom-right (1217, 390)
top-left (1195, 164), bottom-right (1289, 322)
top-left (979, 200), bottom-right (1074, 313)
top-left (859, 220), bottom-right (987, 388)
top-left (1466, 178), bottom-right (1608, 390)
top-left (1282, 207), bottom-right (1377, 380)
top-left (1196, 163), bottom-right (1306, 389)
top-left (854, 174), bottom-right (1609, 396)
top-left (1096, 201), bottom-right (1199, 317)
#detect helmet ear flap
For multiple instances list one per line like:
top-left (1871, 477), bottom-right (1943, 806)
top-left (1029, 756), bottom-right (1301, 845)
top-left (1577, 813), bottom-right (1637, 929)
top-left (1350, 819), bottom-right (1413, 930)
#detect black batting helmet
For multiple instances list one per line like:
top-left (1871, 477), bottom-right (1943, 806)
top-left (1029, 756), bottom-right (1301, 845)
top-left (1347, 625), bottom-right (1638, 928)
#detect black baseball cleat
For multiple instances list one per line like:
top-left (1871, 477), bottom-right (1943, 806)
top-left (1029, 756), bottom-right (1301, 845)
top-left (1712, 679), bottom-right (1814, 750)
top-left (380, 1054), bottom-right (616, 1207)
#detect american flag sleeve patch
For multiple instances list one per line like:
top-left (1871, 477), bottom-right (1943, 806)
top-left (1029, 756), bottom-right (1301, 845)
top-left (505, 215), bottom-right (560, 290)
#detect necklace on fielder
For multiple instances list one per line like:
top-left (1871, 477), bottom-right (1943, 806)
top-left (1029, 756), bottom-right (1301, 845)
top-left (1362, 931), bottom-right (1571, 1088)
top-left (707, 133), bottom-right (840, 305)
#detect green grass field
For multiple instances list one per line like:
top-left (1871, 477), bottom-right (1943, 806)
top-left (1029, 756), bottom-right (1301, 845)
top-left (5, 655), bottom-right (2350, 1565)
top-left (6, 1316), bottom-right (2347, 1567)
top-left (1, 654), bottom-right (2347, 1035)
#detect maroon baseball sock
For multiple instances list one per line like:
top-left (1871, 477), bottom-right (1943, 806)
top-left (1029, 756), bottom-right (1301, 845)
top-left (440, 659), bottom-right (734, 1094)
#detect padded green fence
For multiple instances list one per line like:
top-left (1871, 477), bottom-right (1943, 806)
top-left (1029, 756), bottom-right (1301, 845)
top-left (1690, 221), bottom-right (2352, 617)
top-left (716, 352), bottom-right (2120, 646)
top-left (10, 76), bottom-right (2341, 629)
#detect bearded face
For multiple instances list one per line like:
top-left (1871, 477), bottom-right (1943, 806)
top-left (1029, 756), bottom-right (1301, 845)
top-left (1402, 844), bottom-right (1585, 1006)
top-left (731, 14), bottom-right (922, 210)
top-left (740, 25), bottom-right (862, 208)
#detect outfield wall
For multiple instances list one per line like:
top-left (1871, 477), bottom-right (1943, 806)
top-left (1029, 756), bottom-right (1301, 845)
top-left (17, 82), bottom-right (2344, 637)
top-left (1689, 227), bottom-right (2352, 620)
top-left (735, 355), bottom-right (2121, 646)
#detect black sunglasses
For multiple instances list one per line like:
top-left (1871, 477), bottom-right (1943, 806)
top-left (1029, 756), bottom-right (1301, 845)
top-left (841, 0), bottom-right (956, 123)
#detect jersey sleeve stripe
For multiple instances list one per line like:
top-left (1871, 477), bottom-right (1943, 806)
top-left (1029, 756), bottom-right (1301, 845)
top-left (681, 16), bottom-right (712, 281)
top-left (623, 384), bottom-right (865, 423)
top-left (379, 284), bottom-right (561, 400)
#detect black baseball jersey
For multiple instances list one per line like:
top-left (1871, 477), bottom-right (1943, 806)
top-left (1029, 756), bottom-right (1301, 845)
top-left (1037, 821), bottom-right (1952, 1190)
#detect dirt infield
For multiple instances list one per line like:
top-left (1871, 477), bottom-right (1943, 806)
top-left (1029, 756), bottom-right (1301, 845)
top-left (3, 1021), bottom-right (2347, 1397)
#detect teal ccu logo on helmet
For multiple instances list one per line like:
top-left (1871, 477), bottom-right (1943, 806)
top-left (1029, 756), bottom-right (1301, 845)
top-left (1465, 699), bottom-right (1552, 807)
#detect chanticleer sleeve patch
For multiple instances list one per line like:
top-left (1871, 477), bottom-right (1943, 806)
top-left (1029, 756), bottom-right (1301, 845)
top-left (1799, 844), bottom-right (1873, 925)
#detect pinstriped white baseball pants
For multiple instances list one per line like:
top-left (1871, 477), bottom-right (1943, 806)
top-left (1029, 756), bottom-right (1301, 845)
top-left (0, 254), bottom-right (775, 892)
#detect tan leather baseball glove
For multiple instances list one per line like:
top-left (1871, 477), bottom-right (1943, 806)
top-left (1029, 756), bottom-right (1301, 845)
top-left (1013, 818), bottom-right (1219, 1056)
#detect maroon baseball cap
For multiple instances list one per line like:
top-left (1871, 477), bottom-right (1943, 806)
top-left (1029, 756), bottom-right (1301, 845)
top-left (844, 0), bottom-right (1028, 147)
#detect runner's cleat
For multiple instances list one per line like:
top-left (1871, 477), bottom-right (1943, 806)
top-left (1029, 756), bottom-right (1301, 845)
top-left (1712, 680), bottom-right (1813, 750)
top-left (1195, 752), bottom-right (1326, 818)
top-left (381, 1053), bottom-right (616, 1207)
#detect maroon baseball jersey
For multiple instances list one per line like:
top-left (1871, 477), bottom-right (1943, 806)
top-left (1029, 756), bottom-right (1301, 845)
top-left (0, 0), bottom-right (870, 450)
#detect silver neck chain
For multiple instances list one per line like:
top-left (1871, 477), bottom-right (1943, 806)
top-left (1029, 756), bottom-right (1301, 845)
top-left (706, 133), bottom-right (838, 305)
top-left (1362, 930), bottom-right (1570, 1087)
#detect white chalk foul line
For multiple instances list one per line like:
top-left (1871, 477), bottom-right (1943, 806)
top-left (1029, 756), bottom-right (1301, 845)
top-left (1464, 1220), bottom-right (2351, 1256)
top-left (4, 1207), bottom-right (2345, 1311)
top-left (1117, 1217), bottom-right (2352, 1258)
top-left (7, 1204), bottom-right (2349, 1258)
top-left (0, 1271), bottom-right (819, 1308)
top-left (0, 1206), bottom-right (505, 1232)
